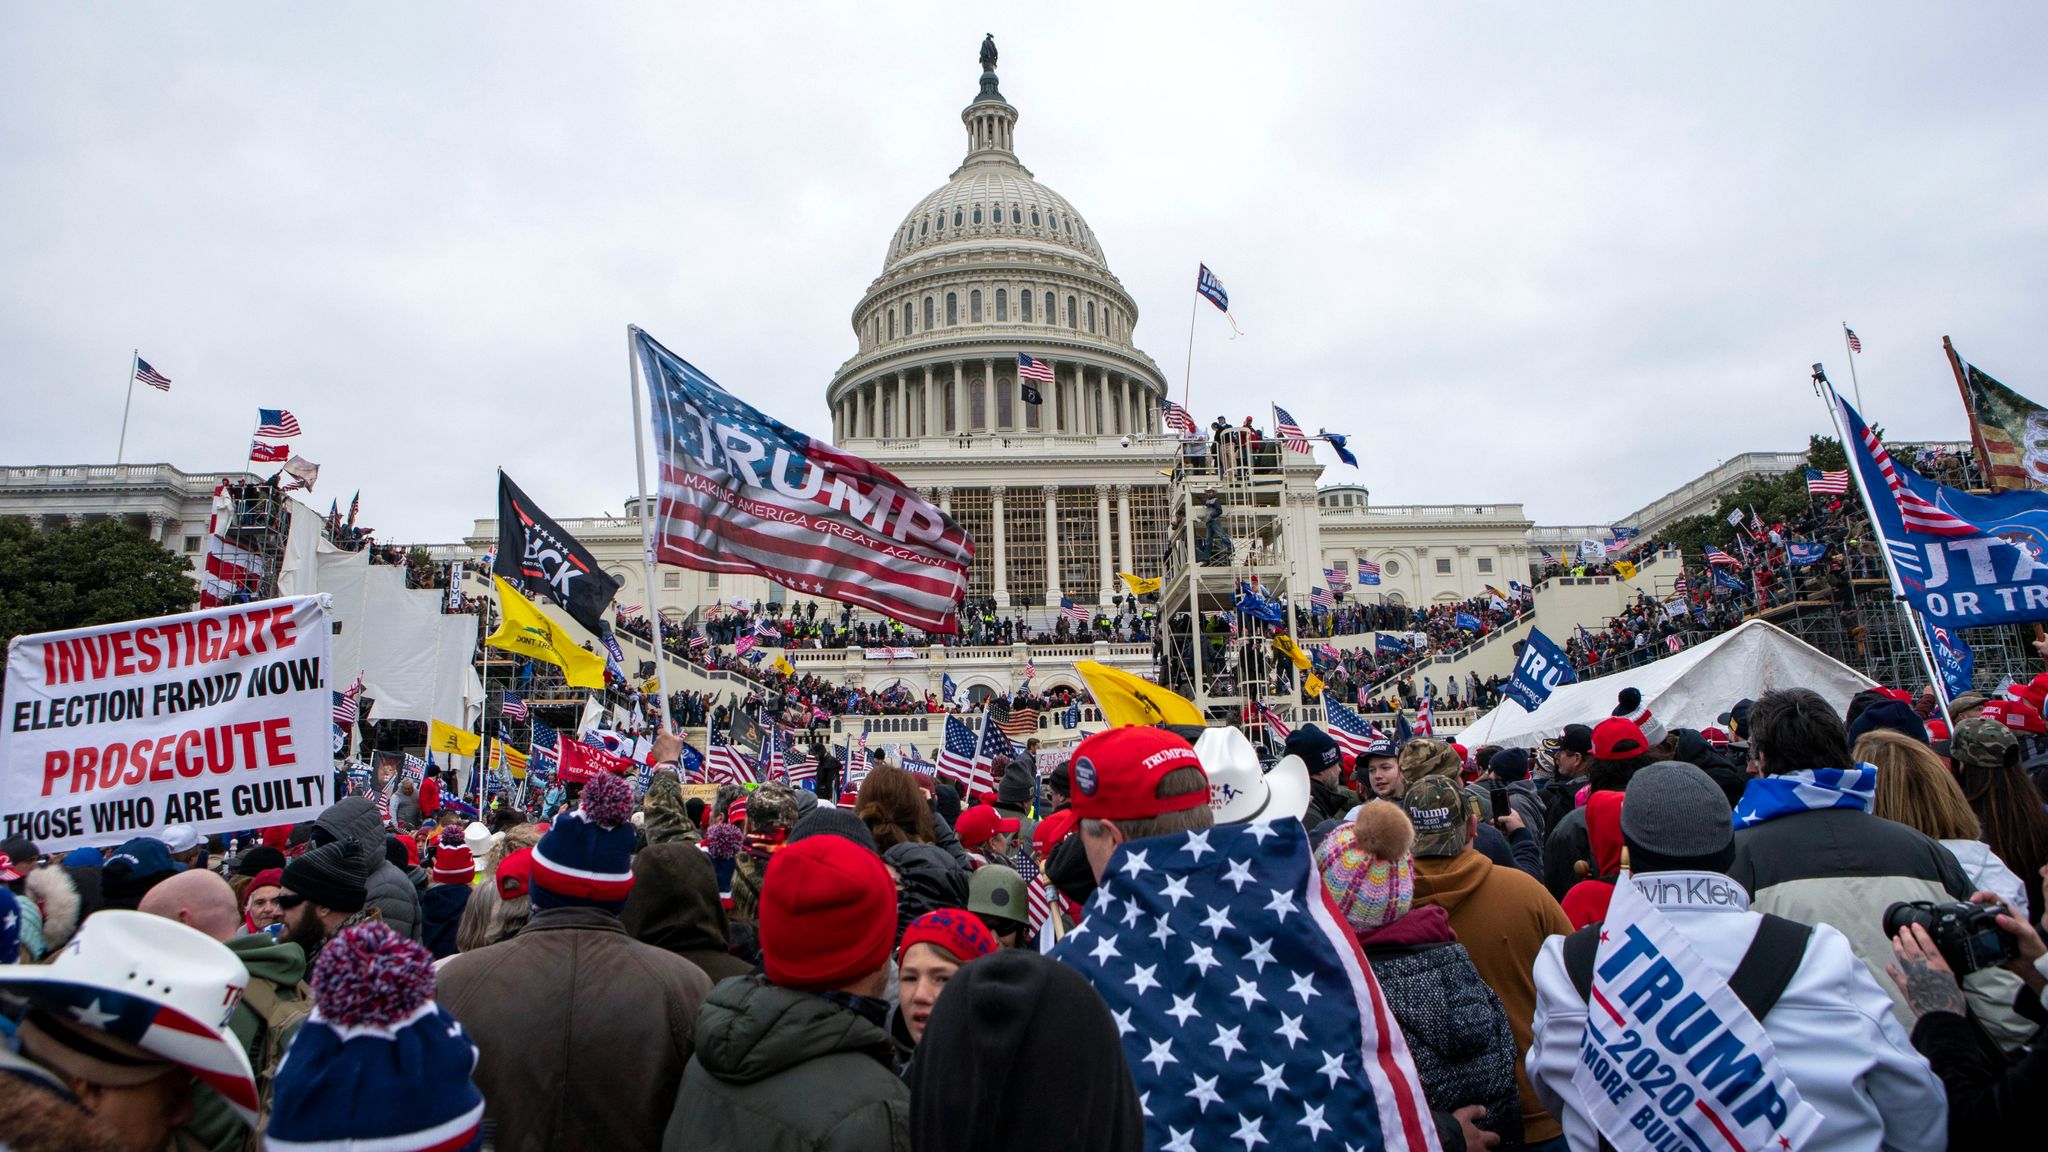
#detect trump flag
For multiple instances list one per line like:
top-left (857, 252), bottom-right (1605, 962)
top-left (634, 328), bottom-right (974, 633)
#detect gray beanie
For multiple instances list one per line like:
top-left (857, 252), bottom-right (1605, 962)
top-left (1621, 761), bottom-right (1732, 859)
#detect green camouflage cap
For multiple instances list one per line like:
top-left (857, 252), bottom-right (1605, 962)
top-left (1950, 716), bottom-right (2018, 770)
top-left (1403, 776), bottom-right (1471, 857)
top-left (747, 782), bottom-right (801, 832)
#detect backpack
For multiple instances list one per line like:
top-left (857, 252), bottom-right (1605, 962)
top-left (1560, 914), bottom-right (1811, 1152)
top-left (239, 975), bottom-right (313, 1151)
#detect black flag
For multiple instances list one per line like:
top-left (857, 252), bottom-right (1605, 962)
top-left (494, 471), bottom-right (620, 636)
top-left (1020, 382), bottom-right (1043, 406)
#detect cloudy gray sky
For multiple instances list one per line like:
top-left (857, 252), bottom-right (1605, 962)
top-left (4, 3), bottom-right (2044, 542)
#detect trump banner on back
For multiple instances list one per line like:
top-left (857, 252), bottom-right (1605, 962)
top-left (1, 596), bottom-right (335, 854)
top-left (633, 326), bottom-right (975, 634)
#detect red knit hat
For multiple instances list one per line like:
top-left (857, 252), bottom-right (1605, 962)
top-left (758, 835), bottom-right (897, 991)
top-left (431, 843), bottom-right (475, 886)
top-left (1067, 728), bottom-right (1206, 821)
top-left (897, 908), bottom-right (999, 964)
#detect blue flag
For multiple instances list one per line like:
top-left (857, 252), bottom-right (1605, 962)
top-left (1062, 702), bottom-right (1082, 729)
top-left (1325, 431), bottom-right (1358, 467)
top-left (941, 673), bottom-right (958, 703)
top-left (1454, 611), bottom-right (1482, 631)
top-left (1836, 388), bottom-right (2048, 627)
top-left (1394, 710), bottom-right (1413, 745)
top-left (1712, 568), bottom-right (1750, 594)
top-left (1375, 633), bottom-right (1408, 656)
top-left (1925, 621), bottom-right (1975, 700)
top-left (1195, 263), bottom-right (1229, 312)
top-left (1505, 628), bottom-right (1575, 711)
top-left (1786, 542), bottom-right (1828, 567)
top-left (1236, 584), bottom-right (1286, 625)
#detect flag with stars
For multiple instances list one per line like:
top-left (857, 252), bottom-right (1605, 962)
top-left (936, 713), bottom-right (979, 790)
top-left (633, 327), bottom-right (974, 633)
top-left (1049, 820), bottom-right (1438, 1152)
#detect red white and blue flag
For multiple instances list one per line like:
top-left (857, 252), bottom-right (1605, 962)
top-left (1356, 559), bottom-right (1382, 585)
top-left (1060, 595), bottom-right (1091, 624)
top-left (135, 358), bottom-right (174, 392)
top-left (1273, 404), bottom-right (1314, 455)
top-left (1017, 352), bottom-right (1055, 383)
top-left (936, 714), bottom-right (979, 790)
top-left (1322, 696), bottom-right (1384, 759)
top-left (635, 328), bottom-right (974, 633)
top-left (1703, 546), bottom-right (1742, 569)
top-left (1309, 587), bottom-right (1335, 610)
top-left (1163, 400), bottom-right (1200, 439)
top-left (1416, 697), bottom-right (1434, 736)
top-left (706, 730), bottom-right (756, 786)
top-left (1834, 390), bottom-right (1979, 537)
top-left (1255, 699), bottom-right (1292, 740)
top-left (255, 409), bottom-right (301, 437)
top-left (501, 693), bottom-right (529, 720)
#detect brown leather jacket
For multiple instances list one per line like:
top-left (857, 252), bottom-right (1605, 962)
top-left (436, 906), bottom-right (712, 1151)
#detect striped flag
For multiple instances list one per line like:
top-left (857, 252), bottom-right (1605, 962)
top-left (1272, 405), bottom-right (1314, 455)
top-left (134, 358), bottom-right (173, 392)
top-left (706, 730), bottom-right (756, 786)
top-left (1022, 658), bottom-right (1036, 685)
top-left (1356, 558), bottom-right (1382, 585)
top-left (936, 714), bottom-right (978, 789)
top-left (1838, 393), bottom-right (1979, 537)
top-left (1703, 546), bottom-right (1742, 569)
top-left (1323, 562), bottom-right (1350, 591)
top-left (530, 720), bottom-right (561, 756)
top-left (254, 409), bottom-right (301, 437)
top-left (688, 628), bottom-right (709, 653)
top-left (1416, 698), bottom-right (1434, 736)
top-left (968, 711), bottom-right (1006, 795)
top-left (997, 705), bottom-right (1041, 740)
top-left (1321, 697), bottom-right (1383, 759)
top-left (1017, 352), bottom-right (1055, 383)
top-left (1844, 325), bottom-right (1862, 354)
top-left (332, 675), bottom-right (364, 728)
top-left (616, 603), bottom-right (643, 615)
top-left (1016, 850), bottom-right (1052, 935)
top-left (1059, 595), bottom-right (1091, 624)
top-left (1254, 699), bottom-right (1292, 740)
top-left (1673, 571), bottom-right (1690, 599)
top-left (1163, 400), bottom-right (1200, 439)
top-left (1806, 468), bottom-right (1850, 495)
top-left (501, 693), bottom-right (529, 720)
top-left (1309, 587), bottom-right (1335, 610)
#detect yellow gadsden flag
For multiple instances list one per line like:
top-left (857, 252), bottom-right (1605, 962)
top-left (1613, 560), bottom-right (1638, 581)
top-left (1270, 634), bottom-right (1312, 671)
top-left (486, 575), bottom-right (607, 689)
top-left (1075, 661), bottom-right (1204, 729)
top-left (773, 655), bottom-right (795, 677)
top-left (1119, 572), bottom-right (1162, 597)
top-left (428, 719), bottom-right (480, 758)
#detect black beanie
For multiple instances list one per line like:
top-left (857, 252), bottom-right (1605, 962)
top-left (234, 845), bottom-right (287, 877)
top-left (282, 840), bottom-right (371, 913)
top-left (786, 807), bottom-right (879, 854)
top-left (1490, 747), bottom-right (1531, 782)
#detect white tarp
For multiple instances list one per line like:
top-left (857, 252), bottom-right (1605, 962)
top-left (1458, 619), bottom-right (1876, 749)
top-left (318, 548), bottom-right (481, 726)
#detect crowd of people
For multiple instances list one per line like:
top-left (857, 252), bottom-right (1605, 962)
top-left (9, 662), bottom-right (2047, 1150)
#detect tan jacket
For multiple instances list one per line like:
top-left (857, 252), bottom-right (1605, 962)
top-left (437, 906), bottom-right (712, 1152)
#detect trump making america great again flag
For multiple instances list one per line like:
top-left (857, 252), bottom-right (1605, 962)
top-left (633, 327), bottom-right (975, 633)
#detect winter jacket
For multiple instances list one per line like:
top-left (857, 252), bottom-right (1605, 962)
top-left (1730, 803), bottom-right (2034, 1050)
top-left (1412, 848), bottom-right (1574, 1144)
top-left (623, 839), bottom-right (756, 984)
top-left (664, 974), bottom-right (910, 1152)
top-left (438, 906), bottom-right (713, 1151)
top-left (1530, 870), bottom-right (1948, 1152)
top-left (183, 931), bottom-right (311, 1152)
top-left (1497, 777), bottom-right (1550, 845)
top-left (1541, 804), bottom-right (1591, 901)
top-left (883, 841), bottom-right (968, 943)
top-left (314, 796), bottom-right (422, 941)
top-left (1672, 729), bottom-right (1748, 805)
top-left (1358, 905), bottom-right (1524, 1149)
top-left (419, 882), bottom-right (470, 960)
top-left (0, 1045), bottom-right (123, 1152)
top-left (22, 867), bottom-right (82, 956)
top-left (1907, 959), bottom-right (2048, 1147)
top-left (1940, 837), bottom-right (2031, 924)
top-left (1304, 776), bottom-right (1362, 830)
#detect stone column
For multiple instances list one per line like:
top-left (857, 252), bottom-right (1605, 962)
top-left (950, 362), bottom-right (964, 434)
top-left (1095, 483), bottom-right (1114, 602)
top-left (147, 512), bottom-right (170, 544)
top-left (895, 374), bottom-right (908, 438)
top-left (1012, 355), bottom-right (1025, 431)
top-left (923, 365), bottom-right (936, 438)
top-left (1116, 484), bottom-right (1134, 577)
top-left (983, 356), bottom-right (997, 431)
top-left (990, 486), bottom-right (1009, 607)
top-left (937, 485), bottom-right (953, 514)
top-left (1043, 484), bottom-right (1061, 604)
top-left (850, 388), bottom-right (863, 439)
top-left (1112, 375), bottom-right (1126, 435)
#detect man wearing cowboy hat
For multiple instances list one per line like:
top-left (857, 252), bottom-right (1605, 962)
top-left (0, 910), bottom-right (259, 1152)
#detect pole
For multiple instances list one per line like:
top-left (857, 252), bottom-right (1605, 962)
top-left (626, 326), bottom-right (677, 735)
top-left (1942, 336), bottom-right (1994, 489)
top-left (115, 350), bottom-right (138, 464)
top-left (1813, 371), bottom-right (1951, 727)
top-left (1841, 324), bottom-right (1865, 414)
top-left (1180, 272), bottom-right (1200, 420)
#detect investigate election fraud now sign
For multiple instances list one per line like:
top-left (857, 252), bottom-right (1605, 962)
top-left (2, 596), bottom-right (336, 853)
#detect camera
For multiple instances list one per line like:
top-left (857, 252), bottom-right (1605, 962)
top-left (1883, 900), bottom-right (2018, 976)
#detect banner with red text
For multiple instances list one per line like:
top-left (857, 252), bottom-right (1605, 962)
top-left (1, 596), bottom-right (335, 853)
top-left (555, 737), bottom-right (636, 784)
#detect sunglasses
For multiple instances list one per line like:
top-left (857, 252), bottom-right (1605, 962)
top-left (275, 891), bottom-right (309, 910)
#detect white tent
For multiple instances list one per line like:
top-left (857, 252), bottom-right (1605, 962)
top-left (1457, 619), bottom-right (1877, 749)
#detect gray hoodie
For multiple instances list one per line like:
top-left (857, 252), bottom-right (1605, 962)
top-left (313, 796), bottom-right (421, 941)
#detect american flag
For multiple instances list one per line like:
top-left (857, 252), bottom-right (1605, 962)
top-left (706, 729), bottom-right (755, 786)
top-left (1022, 658), bottom-right (1036, 684)
top-left (1309, 587), bottom-right (1335, 610)
top-left (1805, 468), bottom-right (1850, 495)
top-left (1272, 404), bottom-right (1314, 455)
top-left (250, 441), bottom-right (289, 462)
top-left (616, 602), bottom-right (643, 615)
top-left (254, 408), bottom-right (301, 437)
top-left (1356, 559), bottom-right (1382, 585)
top-left (1835, 391), bottom-right (1980, 537)
top-left (530, 720), bottom-right (561, 756)
top-left (688, 628), bottom-right (710, 653)
top-left (1703, 546), bottom-right (1742, 569)
top-left (936, 714), bottom-right (979, 789)
top-left (1323, 562), bottom-right (1350, 591)
top-left (1050, 821), bottom-right (1438, 1152)
top-left (1321, 697), bottom-right (1383, 759)
top-left (1845, 326), bottom-right (1862, 354)
top-left (1015, 850), bottom-right (1053, 934)
top-left (134, 358), bottom-right (173, 392)
top-left (1017, 352), bottom-right (1055, 383)
top-left (1059, 595), bottom-right (1092, 624)
top-left (968, 711), bottom-right (1005, 795)
top-left (1163, 400), bottom-right (1200, 439)
top-left (1666, 634), bottom-right (1683, 654)
top-left (763, 721), bottom-right (785, 781)
top-left (1748, 508), bottom-right (1767, 538)
top-left (501, 692), bottom-right (529, 720)
top-left (1255, 699), bottom-right (1292, 740)
top-left (332, 675), bottom-right (364, 728)
top-left (844, 731), bottom-right (871, 784)
top-left (997, 704), bottom-right (1041, 739)
top-left (786, 746), bottom-right (817, 787)
top-left (635, 329), bottom-right (973, 634)
top-left (1673, 571), bottom-right (1690, 598)
top-left (1415, 698), bottom-right (1434, 736)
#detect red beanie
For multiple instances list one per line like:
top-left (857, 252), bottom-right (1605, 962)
top-left (759, 836), bottom-right (896, 992)
top-left (898, 908), bottom-right (999, 964)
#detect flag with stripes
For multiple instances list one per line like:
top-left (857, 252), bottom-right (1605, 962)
top-left (1309, 587), bottom-right (1335, 611)
top-left (1415, 698), bottom-right (1434, 736)
top-left (763, 720), bottom-right (785, 782)
top-left (1321, 697), bottom-right (1383, 759)
top-left (1255, 699), bottom-right (1292, 740)
top-left (969, 711), bottom-right (1006, 795)
top-left (936, 714), bottom-right (978, 789)
top-left (1015, 850), bottom-right (1052, 935)
top-left (1806, 468), bottom-right (1849, 495)
top-left (1022, 658), bottom-right (1036, 685)
top-left (1323, 562), bottom-right (1350, 591)
top-left (1833, 390), bottom-right (1979, 537)
top-left (332, 675), bottom-right (364, 728)
top-left (134, 357), bottom-right (174, 392)
top-left (1017, 352), bottom-right (1055, 383)
top-left (706, 729), bottom-right (756, 786)
top-left (1272, 404), bottom-right (1314, 455)
top-left (616, 602), bottom-right (643, 615)
top-left (530, 720), bottom-right (561, 756)
top-left (501, 693), bottom-right (529, 720)
top-left (997, 704), bottom-right (1041, 740)
top-left (845, 731), bottom-right (871, 785)
top-left (1703, 546), bottom-right (1742, 569)
top-left (1060, 595), bottom-right (1091, 624)
top-left (1673, 571), bottom-right (1690, 599)
top-left (1356, 559), bottom-right (1382, 585)
top-left (1844, 325), bottom-right (1862, 354)
top-left (635, 328), bottom-right (974, 633)
top-left (254, 408), bottom-right (301, 437)
top-left (1163, 400), bottom-right (1200, 439)
top-left (688, 628), bottom-right (710, 653)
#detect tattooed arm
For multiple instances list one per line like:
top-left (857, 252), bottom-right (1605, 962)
top-left (1888, 922), bottom-right (1967, 1018)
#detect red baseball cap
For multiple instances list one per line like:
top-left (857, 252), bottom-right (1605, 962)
top-left (1033, 808), bottom-right (1078, 855)
top-left (1066, 728), bottom-right (1207, 822)
top-left (954, 804), bottom-right (1020, 850)
top-left (1591, 717), bottom-right (1650, 761)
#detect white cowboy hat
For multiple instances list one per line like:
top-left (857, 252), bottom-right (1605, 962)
top-left (0, 910), bottom-right (259, 1122)
top-left (1197, 726), bottom-right (1311, 825)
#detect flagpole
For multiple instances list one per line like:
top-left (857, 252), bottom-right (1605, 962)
top-left (1841, 324), bottom-right (1865, 414)
top-left (1180, 270), bottom-right (1199, 421)
top-left (1942, 336), bottom-right (1994, 489)
top-left (626, 325), bottom-right (677, 736)
top-left (115, 349), bottom-right (138, 465)
top-left (1812, 369), bottom-right (1951, 726)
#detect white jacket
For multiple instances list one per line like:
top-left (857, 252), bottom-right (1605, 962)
top-left (1940, 838), bottom-right (2031, 924)
top-left (1529, 871), bottom-right (1946, 1152)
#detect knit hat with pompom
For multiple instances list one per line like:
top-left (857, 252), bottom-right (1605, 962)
top-left (1314, 802), bottom-right (1416, 934)
top-left (266, 920), bottom-right (484, 1151)
top-left (531, 772), bottom-right (637, 913)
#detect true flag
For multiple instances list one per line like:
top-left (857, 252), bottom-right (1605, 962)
top-left (1015, 850), bottom-right (1052, 935)
top-left (1948, 342), bottom-right (2048, 491)
top-left (254, 409), bottom-right (301, 437)
top-left (734, 634), bottom-right (757, 657)
top-left (501, 693), bottom-right (529, 720)
top-left (1163, 400), bottom-right (1200, 439)
top-left (1806, 468), bottom-right (1849, 495)
top-left (1325, 430), bottom-right (1359, 467)
top-left (634, 327), bottom-right (973, 633)
top-left (1022, 658), bottom-right (1036, 684)
top-left (134, 358), bottom-right (173, 392)
top-left (530, 720), bottom-right (561, 756)
top-left (1119, 572), bottom-right (1162, 596)
top-left (1673, 571), bottom-right (1690, 599)
top-left (941, 672), bottom-right (958, 703)
top-left (332, 675), bottom-right (364, 729)
top-left (968, 710), bottom-right (1006, 794)
top-left (1255, 699), bottom-right (1292, 740)
top-left (485, 575), bottom-right (608, 689)
top-left (617, 603), bottom-right (643, 616)
top-left (250, 441), bottom-right (289, 462)
top-left (1060, 595), bottom-right (1091, 624)
top-left (1415, 698), bottom-right (1434, 736)
top-left (428, 719), bottom-right (481, 759)
top-left (997, 705), bottom-right (1041, 740)
top-left (495, 471), bottom-right (622, 637)
top-left (1075, 660), bottom-right (1205, 729)
top-left (1833, 390), bottom-right (1979, 537)
top-left (492, 742), bottom-right (530, 780)
top-left (1323, 564), bottom-right (1349, 592)
top-left (1844, 325), bottom-right (1862, 354)
top-left (688, 628), bottom-right (710, 653)
top-left (1272, 405), bottom-right (1314, 455)
top-left (706, 729), bottom-right (756, 786)
top-left (936, 714), bottom-right (978, 789)
top-left (1309, 587), bottom-right (1335, 611)
top-left (1017, 352), bottom-right (1055, 383)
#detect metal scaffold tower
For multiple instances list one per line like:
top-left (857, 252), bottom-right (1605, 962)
top-left (1757, 577), bottom-right (2039, 694)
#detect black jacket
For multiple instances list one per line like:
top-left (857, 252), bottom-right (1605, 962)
top-left (1304, 776), bottom-right (1361, 829)
top-left (883, 842), bottom-right (969, 943)
top-left (623, 839), bottom-right (755, 984)
top-left (418, 882), bottom-right (469, 960)
top-left (1908, 988), bottom-right (2048, 1147)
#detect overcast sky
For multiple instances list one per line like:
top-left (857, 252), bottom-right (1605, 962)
top-left (4, 3), bottom-right (2044, 542)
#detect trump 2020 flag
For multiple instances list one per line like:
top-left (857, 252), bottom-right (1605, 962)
top-left (1506, 627), bottom-right (1575, 711)
top-left (634, 328), bottom-right (974, 633)
top-left (1051, 820), bottom-right (1438, 1152)
top-left (1925, 620), bottom-right (1974, 700)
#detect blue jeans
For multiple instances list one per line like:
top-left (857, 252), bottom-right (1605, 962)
top-left (1523, 1137), bottom-right (1570, 1152)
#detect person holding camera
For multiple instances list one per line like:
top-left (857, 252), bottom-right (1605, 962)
top-left (1886, 879), bottom-right (2048, 1144)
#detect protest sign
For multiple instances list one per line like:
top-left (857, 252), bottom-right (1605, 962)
top-left (2, 596), bottom-right (334, 853)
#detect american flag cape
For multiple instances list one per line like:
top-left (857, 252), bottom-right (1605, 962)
top-left (1049, 821), bottom-right (1439, 1152)
top-left (634, 328), bottom-right (974, 633)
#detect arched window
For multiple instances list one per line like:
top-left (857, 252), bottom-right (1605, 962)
top-left (904, 301), bottom-right (914, 334)
top-left (970, 290), bottom-right (982, 322)
top-left (887, 310), bottom-right (897, 339)
top-left (1066, 295), bottom-right (1078, 328)
top-left (1011, 206), bottom-right (1021, 224)
top-left (1065, 218), bottom-right (1074, 235)
top-left (925, 297), bottom-right (935, 329)
top-left (1019, 289), bottom-right (1032, 322)
top-left (936, 213), bottom-right (945, 232)
top-left (972, 205), bottom-right (982, 225)
top-left (1086, 300), bottom-right (1096, 333)
top-left (995, 289), bottom-right (1007, 321)
top-left (953, 209), bottom-right (963, 228)
top-left (920, 219), bottom-right (929, 237)
top-left (1045, 292), bottom-right (1055, 323)
top-left (946, 293), bottom-right (958, 326)
top-left (1031, 209), bottom-right (1041, 227)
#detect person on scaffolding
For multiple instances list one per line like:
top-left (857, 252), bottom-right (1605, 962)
top-left (1199, 486), bottom-right (1233, 564)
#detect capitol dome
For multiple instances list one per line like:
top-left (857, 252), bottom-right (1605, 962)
top-left (828, 40), bottom-right (1168, 447)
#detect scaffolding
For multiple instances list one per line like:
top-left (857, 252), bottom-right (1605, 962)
top-left (1755, 578), bottom-right (2038, 695)
top-left (1154, 436), bottom-right (1307, 726)
top-left (202, 478), bottom-right (293, 604)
